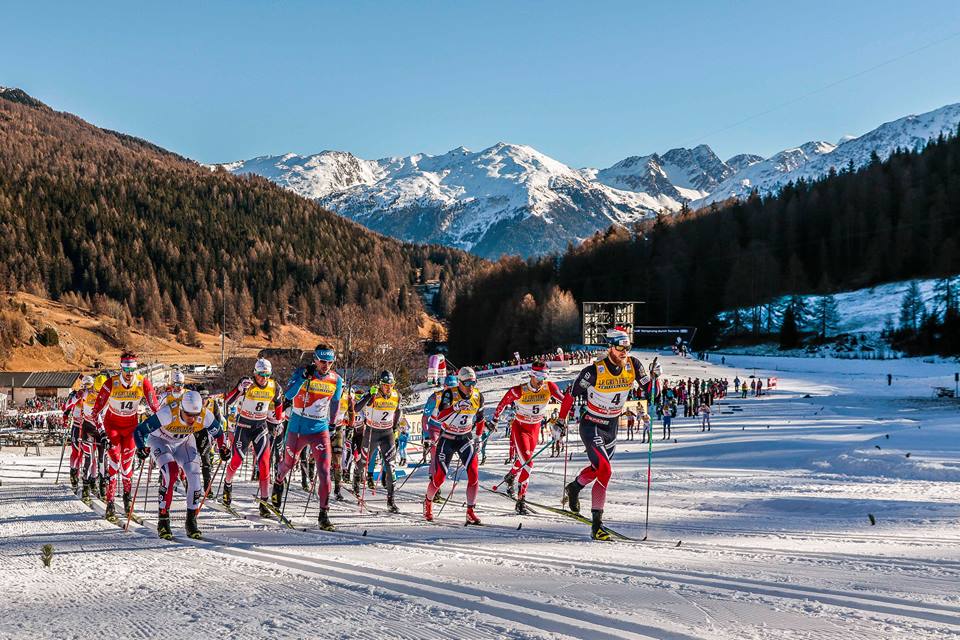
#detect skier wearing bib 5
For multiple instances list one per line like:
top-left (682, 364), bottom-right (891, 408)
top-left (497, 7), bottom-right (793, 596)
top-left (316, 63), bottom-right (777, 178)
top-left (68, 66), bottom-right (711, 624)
top-left (92, 353), bottom-right (159, 523)
top-left (491, 361), bottom-right (564, 514)
top-left (135, 389), bottom-right (229, 539)
top-left (273, 344), bottom-right (343, 531)
top-left (558, 329), bottom-right (658, 540)
top-left (354, 370), bottom-right (404, 513)
top-left (222, 358), bottom-right (284, 515)
top-left (423, 367), bottom-right (489, 525)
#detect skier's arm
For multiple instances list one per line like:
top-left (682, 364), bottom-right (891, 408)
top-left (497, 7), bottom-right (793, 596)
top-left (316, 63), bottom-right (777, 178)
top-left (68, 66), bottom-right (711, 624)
top-left (546, 381), bottom-right (565, 405)
top-left (631, 356), bottom-right (652, 387)
top-left (134, 405), bottom-right (172, 449)
top-left (431, 389), bottom-right (459, 426)
top-left (329, 377), bottom-right (343, 424)
top-left (474, 391), bottom-right (487, 436)
top-left (269, 382), bottom-right (285, 424)
top-left (223, 380), bottom-right (245, 407)
top-left (558, 365), bottom-right (595, 422)
top-left (284, 369), bottom-right (306, 402)
top-left (354, 392), bottom-right (374, 415)
top-left (62, 392), bottom-right (80, 420)
top-left (91, 378), bottom-right (113, 426)
top-left (201, 409), bottom-right (226, 446)
top-left (491, 386), bottom-right (521, 423)
top-left (142, 378), bottom-right (159, 414)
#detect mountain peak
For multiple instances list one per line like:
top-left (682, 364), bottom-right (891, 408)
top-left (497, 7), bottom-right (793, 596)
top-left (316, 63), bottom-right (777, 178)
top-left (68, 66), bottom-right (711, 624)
top-left (0, 87), bottom-right (49, 110)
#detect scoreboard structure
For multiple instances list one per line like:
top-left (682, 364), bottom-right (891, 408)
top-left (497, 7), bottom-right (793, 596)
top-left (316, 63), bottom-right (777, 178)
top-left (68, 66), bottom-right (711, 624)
top-left (581, 301), bottom-right (643, 346)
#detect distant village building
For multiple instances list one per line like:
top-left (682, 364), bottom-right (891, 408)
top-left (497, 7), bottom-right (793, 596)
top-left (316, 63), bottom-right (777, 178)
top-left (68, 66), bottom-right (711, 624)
top-left (0, 371), bottom-right (83, 406)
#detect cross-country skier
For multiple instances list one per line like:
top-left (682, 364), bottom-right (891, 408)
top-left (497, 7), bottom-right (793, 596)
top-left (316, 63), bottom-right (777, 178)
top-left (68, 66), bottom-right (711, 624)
top-left (557, 329), bottom-right (657, 540)
top-left (423, 367), bottom-right (489, 525)
top-left (272, 344), bottom-right (342, 531)
top-left (135, 389), bottom-right (230, 539)
top-left (420, 373), bottom-right (456, 464)
top-left (490, 361), bottom-right (564, 514)
top-left (61, 375), bottom-right (95, 493)
top-left (222, 358), bottom-right (284, 516)
top-left (354, 371), bottom-right (403, 513)
top-left (91, 353), bottom-right (159, 523)
top-left (329, 390), bottom-right (355, 501)
top-left (158, 370), bottom-right (186, 403)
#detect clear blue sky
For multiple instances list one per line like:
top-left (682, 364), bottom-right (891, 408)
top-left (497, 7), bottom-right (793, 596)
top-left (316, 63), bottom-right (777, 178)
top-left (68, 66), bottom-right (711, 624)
top-left (4, 1), bottom-right (959, 167)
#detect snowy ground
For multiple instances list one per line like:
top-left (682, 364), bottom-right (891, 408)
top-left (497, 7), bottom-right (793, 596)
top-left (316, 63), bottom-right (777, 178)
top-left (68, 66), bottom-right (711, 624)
top-left (3, 353), bottom-right (960, 639)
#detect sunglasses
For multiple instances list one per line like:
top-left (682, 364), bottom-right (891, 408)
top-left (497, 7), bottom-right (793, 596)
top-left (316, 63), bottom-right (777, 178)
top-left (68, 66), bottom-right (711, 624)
top-left (120, 366), bottom-right (137, 373)
top-left (255, 372), bottom-right (272, 378)
top-left (461, 379), bottom-right (477, 387)
top-left (611, 345), bottom-right (629, 353)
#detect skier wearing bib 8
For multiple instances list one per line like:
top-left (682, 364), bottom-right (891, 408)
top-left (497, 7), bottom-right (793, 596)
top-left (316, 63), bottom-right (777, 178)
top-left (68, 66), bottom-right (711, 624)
top-left (273, 344), bottom-right (343, 530)
top-left (557, 329), bottom-right (658, 540)
top-left (423, 367), bottom-right (488, 525)
top-left (135, 389), bottom-right (230, 539)
top-left (354, 370), bottom-right (404, 513)
top-left (222, 358), bottom-right (284, 515)
top-left (92, 353), bottom-right (159, 523)
top-left (491, 361), bottom-right (564, 514)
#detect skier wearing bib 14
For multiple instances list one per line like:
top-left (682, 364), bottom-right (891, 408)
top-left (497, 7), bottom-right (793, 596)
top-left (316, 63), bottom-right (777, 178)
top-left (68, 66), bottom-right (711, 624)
top-left (423, 367), bottom-right (489, 525)
top-left (272, 344), bottom-right (342, 531)
top-left (558, 329), bottom-right (658, 540)
top-left (91, 353), bottom-right (159, 523)
top-left (491, 361), bottom-right (564, 515)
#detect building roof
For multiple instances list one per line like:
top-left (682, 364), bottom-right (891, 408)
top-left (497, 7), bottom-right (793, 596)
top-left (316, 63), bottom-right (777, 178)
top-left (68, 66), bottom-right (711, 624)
top-left (0, 371), bottom-right (83, 388)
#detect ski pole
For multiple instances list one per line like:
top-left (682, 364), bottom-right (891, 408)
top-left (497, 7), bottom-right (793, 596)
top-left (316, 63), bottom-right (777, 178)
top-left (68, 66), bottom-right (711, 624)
top-left (124, 458), bottom-right (147, 531)
top-left (197, 458), bottom-right (224, 513)
top-left (491, 436), bottom-right (554, 492)
top-left (435, 431), bottom-right (488, 519)
top-left (561, 418), bottom-right (571, 507)
top-left (54, 420), bottom-right (71, 484)
top-left (302, 460), bottom-right (319, 517)
top-left (642, 357), bottom-right (658, 541)
top-left (280, 475), bottom-right (292, 518)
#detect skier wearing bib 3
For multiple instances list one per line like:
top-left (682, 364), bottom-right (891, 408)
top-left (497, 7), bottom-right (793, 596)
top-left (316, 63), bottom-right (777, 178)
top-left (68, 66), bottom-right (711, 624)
top-left (354, 371), bottom-right (403, 513)
top-left (424, 367), bottom-right (488, 525)
top-left (273, 344), bottom-right (342, 531)
top-left (135, 390), bottom-right (230, 539)
top-left (92, 353), bottom-right (159, 523)
top-left (491, 361), bottom-right (564, 514)
top-left (558, 329), bottom-right (658, 540)
top-left (222, 358), bottom-right (284, 515)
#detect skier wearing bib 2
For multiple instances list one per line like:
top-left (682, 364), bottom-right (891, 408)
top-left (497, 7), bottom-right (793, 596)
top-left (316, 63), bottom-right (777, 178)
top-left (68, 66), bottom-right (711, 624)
top-left (491, 361), bottom-right (564, 514)
top-left (354, 371), bottom-right (403, 513)
top-left (222, 358), bottom-right (284, 515)
top-left (91, 353), bottom-right (159, 523)
top-left (558, 329), bottom-right (658, 540)
top-left (272, 344), bottom-right (343, 531)
top-left (423, 367), bottom-right (488, 525)
top-left (135, 390), bottom-right (230, 539)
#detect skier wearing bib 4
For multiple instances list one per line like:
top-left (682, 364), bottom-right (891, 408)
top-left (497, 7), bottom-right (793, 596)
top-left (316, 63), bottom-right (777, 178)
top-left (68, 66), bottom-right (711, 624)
top-left (92, 353), bottom-right (159, 523)
top-left (273, 344), bottom-right (342, 531)
top-left (222, 358), bottom-right (284, 515)
top-left (135, 390), bottom-right (229, 540)
top-left (354, 371), bottom-right (403, 513)
top-left (491, 361), bottom-right (564, 514)
top-left (423, 367), bottom-right (488, 525)
top-left (62, 376), bottom-right (96, 493)
top-left (558, 329), bottom-right (658, 540)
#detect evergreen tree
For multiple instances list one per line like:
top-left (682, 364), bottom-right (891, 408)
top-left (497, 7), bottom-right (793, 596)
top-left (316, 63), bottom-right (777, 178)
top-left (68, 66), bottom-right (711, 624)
top-left (779, 306), bottom-right (800, 349)
top-left (813, 295), bottom-right (840, 339)
top-left (898, 281), bottom-right (925, 332)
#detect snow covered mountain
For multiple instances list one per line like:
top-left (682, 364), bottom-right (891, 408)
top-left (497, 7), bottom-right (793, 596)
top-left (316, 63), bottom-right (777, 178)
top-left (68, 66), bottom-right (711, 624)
top-left (219, 102), bottom-right (960, 257)
top-left (223, 143), bottom-right (683, 258)
top-left (696, 102), bottom-right (960, 207)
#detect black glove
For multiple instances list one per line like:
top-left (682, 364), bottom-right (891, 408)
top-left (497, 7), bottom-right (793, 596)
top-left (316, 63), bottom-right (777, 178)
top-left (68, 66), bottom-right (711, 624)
top-left (136, 446), bottom-right (150, 461)
top-left (304, 363), bottom-right (317, 378)
top-left (218, 445), bottom-right (232, 462)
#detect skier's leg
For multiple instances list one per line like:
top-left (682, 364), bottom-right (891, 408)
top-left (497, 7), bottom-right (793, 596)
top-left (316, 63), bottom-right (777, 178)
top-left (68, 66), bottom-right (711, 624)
top-left (377, 430), bottom-right (396, 496)
top-left (223, 426), bottom-right (249, 484)
top-left (515, 424), bottom-right (537, 498)
top-left (151, 437), bottom-right (179, 515)
top-left (274, 430), bottom-right (302, 485)
top-left (458, 438), bottom-right (479, 507)
top-left (426, 437), bottom-right (452, 500)
top-left (507, 422), bottom-right (523, 478)
top-left (118, 430), bottom-right (136, 495)
top-left (104, 426), bottom-right (122, 503)
top-left (590, 424), bottom-right (617, 511)
top-left (575, 420), bottom-right (603, 488)
top-left (173, 437), bottom-right (203, 510)
top-left (309, 431), bottom-right (331, 509)
top-left (253, 424), bottom-right (272, 497)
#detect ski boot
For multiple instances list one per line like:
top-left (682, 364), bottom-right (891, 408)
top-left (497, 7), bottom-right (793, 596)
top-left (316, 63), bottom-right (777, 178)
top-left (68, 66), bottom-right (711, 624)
top-left (104, 500), bottom-right (118, 524)
top-left (122, 491), bottom-right (133, 518)
top-left (300, 476), bottom-right (309, 491)
top-left (366, 474), bottom-right (375, 491)
top-left (465, 506), bottom-right (482, 526)
top-left (515, 497), bottom-right (529, 516)
top-left (69, 468), bottom-right (79, 493)
top-left (221, 481), bottom-right (232, 507)
top-left (259, 502), bottom-right (271, 518)
top-left (565, 480), bottom-right (582, 514)
top-left (423, 497), bottom-right (434, 521)
top-left (157, 510), bottom-right (173, 540)
top-left (333, 483), bottom-right (345, 502)
top-left (185, 508), bottom-right (202, 540)
top-left (98, 475), bottom-right (107, 499)
top-left (317, 508), bottom-right (334, 532)
top-left (352, 476), bottom-right (361, 497)
top-left (81, 478), bottom-right (91, 504)
top-left (502, 472), bottom-right (516, 498)
top-left (270, 480), bottom-right (284, 510)
top-left (432, 492), bottom-right (442, 503)
top-left (591, 509), bottom-right (613, 541)
top-left (479, 455), bottom-right (486, 466)
top-left (386, 494), bottom-right (400, 514)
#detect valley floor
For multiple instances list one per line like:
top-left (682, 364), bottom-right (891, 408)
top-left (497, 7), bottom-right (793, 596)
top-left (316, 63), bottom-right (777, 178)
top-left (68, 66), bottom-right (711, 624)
top-left (2, 353), bottom-right (959, 639)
